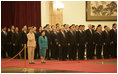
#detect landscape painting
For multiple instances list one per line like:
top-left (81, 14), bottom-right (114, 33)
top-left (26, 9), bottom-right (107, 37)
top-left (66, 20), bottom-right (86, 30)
top-left (86, 1), bottom-right (117, 21)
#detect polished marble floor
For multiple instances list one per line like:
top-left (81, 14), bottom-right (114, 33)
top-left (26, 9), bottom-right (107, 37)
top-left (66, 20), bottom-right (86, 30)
top-left (2, 67), bottom-right (88, 73)
top-left (88, 61), bottom-right (117, 64)
top-left (1, 61), bottom-right (117, 73)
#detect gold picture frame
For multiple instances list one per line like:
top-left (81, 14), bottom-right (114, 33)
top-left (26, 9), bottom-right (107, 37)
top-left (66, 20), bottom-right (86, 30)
top-left (86, 1), bottom-right (117, 21)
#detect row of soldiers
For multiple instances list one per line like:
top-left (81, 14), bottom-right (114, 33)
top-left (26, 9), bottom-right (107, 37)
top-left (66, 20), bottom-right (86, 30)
top-left (1, 23), bottom-right (117, 60)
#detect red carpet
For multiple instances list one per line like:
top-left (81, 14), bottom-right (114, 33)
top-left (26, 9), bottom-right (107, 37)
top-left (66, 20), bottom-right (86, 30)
top-left (1, 59), bottom-right (117, 73)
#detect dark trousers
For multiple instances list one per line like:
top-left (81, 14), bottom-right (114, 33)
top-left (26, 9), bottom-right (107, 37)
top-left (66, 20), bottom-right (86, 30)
top-left (96, 45), bottom-right (102, 59)
top-left (21, 46), bottom-right (24, 58)
top-left (1, 44), bottom-right (7, 58)
top-left (66, 46), bottom-right (70, 58)
top-left (78, 45), bottom-right (85, 60)
top-left (46, 48), bottom-right (50, 59)
top-left (51, 44), bottom-right (55, 58)
top-left (87, 44), bottom-right (94, 59)
top-left (59, 46), bottom-right (62, 60)
top-left (52, 44), bottom-right (59, 59)
top-left (11, 44), bottom-right (15, 57)
top-left (103, 44), bottom-right (110, 58)
top-left (46, 44), bottom-right (52, 60)
top-left (7, 44), bottom-right (10, 58)
top-left (1, 49), bottom-right (6, 58)
top-left (34, 44), bottom-right (39, 59)
top-left (21, 44), bottom-right (28, 59)
top-left (14, 45), bottom-right (20, 59)
top-left (69, 45), bottom-right (77, 60)
top-left (8, 44), bottom-right (12, 58)
top-left (34, 47), bottom-right (37, 59)
top-left (55, 46), bottom-right (59, 59)
top-left (58, 45), bottom-right (67, 60)
top-left (110, 43), bottom-right (117, 58)
top-left (63, 46), bottom-right (67, 60)
top-left (93, 44), bottom-right (96, 56)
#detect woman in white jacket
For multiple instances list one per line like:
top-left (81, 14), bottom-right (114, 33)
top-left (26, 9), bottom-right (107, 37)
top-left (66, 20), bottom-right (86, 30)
top-left (27, 27), bottom-right (36, 64)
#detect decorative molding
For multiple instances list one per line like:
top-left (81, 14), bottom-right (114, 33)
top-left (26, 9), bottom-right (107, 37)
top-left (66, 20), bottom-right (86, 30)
top-left (49, 1), bottom-right (63, 26)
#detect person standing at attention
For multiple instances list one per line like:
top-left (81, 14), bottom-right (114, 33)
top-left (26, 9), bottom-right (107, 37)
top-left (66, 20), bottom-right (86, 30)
top-left (39, 30), bottom-right (48, 63)
top-left (27, 27), bottom-right (36, 64)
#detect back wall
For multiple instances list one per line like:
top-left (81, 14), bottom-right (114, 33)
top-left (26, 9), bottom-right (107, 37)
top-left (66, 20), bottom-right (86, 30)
top-left (41, 1), bottom-right (117, 29)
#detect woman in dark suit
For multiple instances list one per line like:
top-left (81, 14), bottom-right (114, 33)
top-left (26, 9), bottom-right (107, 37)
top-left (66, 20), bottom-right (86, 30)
top-left (39, 30), bottom-right (48, 63)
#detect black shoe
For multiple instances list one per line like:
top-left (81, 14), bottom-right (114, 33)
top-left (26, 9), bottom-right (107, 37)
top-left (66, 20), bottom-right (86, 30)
top-left (32, 62), bottom-right (35, 64)
top-left (29, 62), bottom-right (35, 64)
top-left (97, 57), bottom-right (102, 59)
top-left (59, 59), bottom-right (63, 61)
top-left (72, 58), bottom-right (76, 60)
top-left (43, 62), bottom-right (46, 63)
top-left (78, 58), bottom-right (84, 60)
top-left (41, 61), bottom-right (46, 63)
top-left (104, 56), bottom-right (109, 59)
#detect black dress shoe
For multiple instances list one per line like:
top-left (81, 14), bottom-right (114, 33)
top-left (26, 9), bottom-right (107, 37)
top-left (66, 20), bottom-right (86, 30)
top-left (43, 62), bottom-right (46, 63)
top-left (29, 62), bottom-right (35, 64)
top-left (31, 62), bottom-right (35, 64)
top-left (41, 61), bottom-right (46, 63)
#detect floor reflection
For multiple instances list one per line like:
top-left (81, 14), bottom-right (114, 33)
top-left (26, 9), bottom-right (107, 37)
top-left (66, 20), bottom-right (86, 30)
top-left (1, 61), bottom-right (116, 73)
top-left (88, 61), bottom-right (117, 64)
top-left (1, 67), bottom-right (87, 73)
